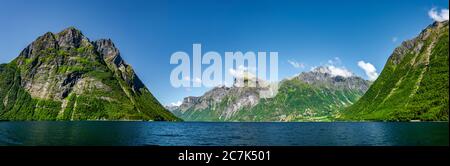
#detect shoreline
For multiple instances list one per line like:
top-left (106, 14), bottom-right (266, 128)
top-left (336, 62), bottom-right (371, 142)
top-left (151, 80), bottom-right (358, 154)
top-left (0, 120), bottom-right (448, 123)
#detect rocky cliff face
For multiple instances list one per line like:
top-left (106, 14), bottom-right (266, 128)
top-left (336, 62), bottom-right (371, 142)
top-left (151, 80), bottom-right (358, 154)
top-left (172, 78), bottom-right (267, 121)
top-left (94, 39), bottom-right (146, 94)
top-left (344, 21), bottom-right (449, 121)
top-left (172, 67), bottom-right (371, 121)
top-left (296, 66), bottom-right (370, 92)
top-left (0, 27), bottom-right (179, 121)
top-left (15, 28), bottom-right (98, 101)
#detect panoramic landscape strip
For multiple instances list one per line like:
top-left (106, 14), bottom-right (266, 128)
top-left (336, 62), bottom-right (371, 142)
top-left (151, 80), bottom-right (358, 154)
top-left (1, 21), bottom-right (447, 122)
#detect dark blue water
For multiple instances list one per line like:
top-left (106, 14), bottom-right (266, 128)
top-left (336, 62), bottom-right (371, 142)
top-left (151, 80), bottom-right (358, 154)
top-left (0, 122), bottom-right (448, 146)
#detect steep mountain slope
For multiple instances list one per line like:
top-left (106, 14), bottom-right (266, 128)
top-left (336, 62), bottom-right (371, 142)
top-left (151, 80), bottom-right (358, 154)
top-left (343, 21), bottom-right (449, 121)
top-left (172, 66), bottom-right (371, 121)
top-left (0, 27), bottom-right (179, 121)
top-left (172, 83), bottom-right (266, 121)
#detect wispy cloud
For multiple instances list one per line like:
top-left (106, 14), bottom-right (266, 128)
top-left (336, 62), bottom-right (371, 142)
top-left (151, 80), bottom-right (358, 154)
top-left (311, 65), bottom-right (353, 78)
top-left (169, 101), bottom-right (182, 107)
top-left (357, 61), bottom-right (379, 81)
top-left (392, 37), bottom-right (398, 43)
top-left (428, 8), bottom-right (449, 22)
top-left (228, 65), bottom-right (257, 79)
top-left (327, 66), bottom-right (353, 77)
top-left (327, 57), bottom-right (341, 65)
top-left (311, 57), bottom-right (353, 78)
top-left (287, 60), bottom-right (305, 69)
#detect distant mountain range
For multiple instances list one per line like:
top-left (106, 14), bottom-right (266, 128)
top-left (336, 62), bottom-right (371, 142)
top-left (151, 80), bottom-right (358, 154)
top-left (0, 27), bottom-right (179, 121)
top-left (171, 66), bottom-right (371, 121)
top-left (171, 21), bottom-right (449, 122)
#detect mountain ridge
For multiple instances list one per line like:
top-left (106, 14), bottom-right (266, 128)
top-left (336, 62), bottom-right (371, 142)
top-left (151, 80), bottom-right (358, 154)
top-left (343, 21), bottom-right (449, 121)
top-left (172, 66), bottom-right (371, 121)
top-left (0, 27), bottom-right (179, 121)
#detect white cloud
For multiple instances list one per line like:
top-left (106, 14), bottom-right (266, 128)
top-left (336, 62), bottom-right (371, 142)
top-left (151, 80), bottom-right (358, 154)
top-left (310, 57), bottom-right (353, 78)
top-left (327, 57), bottom-right (341, 65)
top-left (169, 101), bottom-right (182, 107)
top-left (392, 37), bottom-right (398, 43)
top-left (228, 65), bottom-right (263, 87)
top-left (288, 60), bottom-right (305, 69)
top-left (311, 57), bottom-right (352, 77)
top-left (228, 65), bottom-right (257, 79)
top-left (428, 8), bottom-right (449, 22)
top-left (357, 61), bottom-right (379, 81)
top-left (327, 66), bottom-right (353, 77)
top-left (311, 65), bottom-right (353, 78)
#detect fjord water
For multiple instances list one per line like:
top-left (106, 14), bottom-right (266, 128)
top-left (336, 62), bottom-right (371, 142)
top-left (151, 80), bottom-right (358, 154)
top-left (0, 122), bottom-right (447, 146)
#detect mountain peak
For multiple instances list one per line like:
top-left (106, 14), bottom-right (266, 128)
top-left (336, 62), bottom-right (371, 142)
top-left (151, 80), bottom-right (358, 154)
top-left (390, 20), bottom-right (448, 66)
top-left (95, 38), bottom-right (115, 46)
top-left (62, 26), bottom-right (81, 31)
top-left (429, 20), bottom-right (449, 29)
top-left (56, 27), bottom-right (84, 39)
top-left (309, 66), bottom-right (354, 78)
top-left (296, 66), bottom-right (370, 92)
top-left (57, 27), bottom-right (84, 37)
top-left (93, 38), bottom-right (126, 69)
top-left (345, 21), bottom-right (448, 121)
top-left (94, 39), bottom-right (118, 57)
top-left (55, 27), bottom-right (89, 49)
top-left (311, 66), bottom-right (332, 74)
top-left (1, 27), bottom-right (179, 121)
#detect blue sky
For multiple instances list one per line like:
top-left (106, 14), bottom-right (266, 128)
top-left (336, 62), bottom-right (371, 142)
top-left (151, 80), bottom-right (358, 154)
top-left (0, 0), bottom-right (448, 106)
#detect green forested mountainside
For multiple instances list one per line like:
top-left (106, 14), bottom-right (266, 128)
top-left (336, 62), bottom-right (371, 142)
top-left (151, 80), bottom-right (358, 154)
top-left (343, 21), bottom-right (449, 121)
top-left (173, 21), bottom-right (449, 122)
top-left (229, 78), bottom-right (366, 122)
top-left (0, 27), bottom-right (179, 121)
top-left (172, 67), bottom-right (371, 122)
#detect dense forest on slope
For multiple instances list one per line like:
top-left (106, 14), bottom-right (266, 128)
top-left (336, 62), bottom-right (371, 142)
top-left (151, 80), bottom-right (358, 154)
top-left (0, 27), bottom-right (179, 121)
top-left (343, 21), bottom-right (449, 121)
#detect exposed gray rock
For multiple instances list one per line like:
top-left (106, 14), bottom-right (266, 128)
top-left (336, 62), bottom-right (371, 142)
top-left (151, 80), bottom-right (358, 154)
top-left (0, 27), bottom-right (179, 121)
top-left (94, 39), bottom-right (145, 94)
top-left (296, 67), bottom-right (371, 92)
top-left (56, 27), bottom-right (91, 50)
top-left (174, 77), bottom-right (270, 120)
top-left (174, 66), bottom-right (371, 121)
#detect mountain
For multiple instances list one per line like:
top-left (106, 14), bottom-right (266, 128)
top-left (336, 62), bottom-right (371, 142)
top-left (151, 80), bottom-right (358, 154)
top-left (0, 27), bottom-right (179, 121)
top-left (172, 66), bottom-right (371, 121)
top-left (172, 79), bottom-right (267, 121)
top-left (343, 21), bottom-right (449, 121)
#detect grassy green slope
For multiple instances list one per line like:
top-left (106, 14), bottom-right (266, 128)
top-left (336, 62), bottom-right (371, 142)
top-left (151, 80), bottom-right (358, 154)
top-left (175, 78), bottom-right (365, 122)
top-left (0, 29), bottom-right (179, 121)
top-left (0, 64), bottom-right (60, 120)
top-left (343, 22), bottom-right (448, 121)
top-left (230, 79), bottom-right (364, 122)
